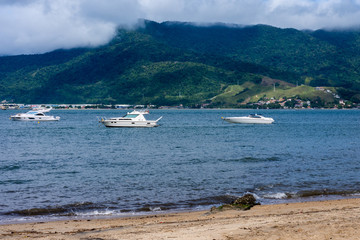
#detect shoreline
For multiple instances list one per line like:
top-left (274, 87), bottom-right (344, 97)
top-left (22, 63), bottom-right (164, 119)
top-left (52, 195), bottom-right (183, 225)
top-left (1, 194), bottom-right (358, 225)
top-left (1, 198), bottom-right (359, 239)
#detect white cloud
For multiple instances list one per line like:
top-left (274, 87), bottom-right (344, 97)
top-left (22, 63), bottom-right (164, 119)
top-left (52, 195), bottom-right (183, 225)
top-left (79, 0), bottom-right (143, 26)
top-left (0, 0), bottom-right (117, 55)
top-left (262, 0), bottom-right (360, 29)
top-left (0, 0), bottom-right (360, 55)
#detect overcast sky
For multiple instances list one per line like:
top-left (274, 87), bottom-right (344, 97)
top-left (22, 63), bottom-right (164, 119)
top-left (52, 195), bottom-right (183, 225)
top-left (1, 0), bottom-right (360, 55)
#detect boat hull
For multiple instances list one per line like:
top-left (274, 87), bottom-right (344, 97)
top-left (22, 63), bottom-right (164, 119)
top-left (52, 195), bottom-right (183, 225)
top-left (223, 117), bottom-right (274, 124)
top-left (102, 120), bottom-right (159, 128)
top-left (10, 116), bottom-right (60, 121)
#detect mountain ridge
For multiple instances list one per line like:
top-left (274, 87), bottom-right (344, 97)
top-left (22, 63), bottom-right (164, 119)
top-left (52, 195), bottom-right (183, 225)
top-left (1, 20), bottom-right (360, 107)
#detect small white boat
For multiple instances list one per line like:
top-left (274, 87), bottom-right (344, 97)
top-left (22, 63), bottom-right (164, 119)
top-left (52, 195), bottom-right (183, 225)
top-left (10, 108), bottom-right (60, 121)
top-left (99, 110), bottom-right (162, 128)
top-left (222, 114), bottom-right (274, 124)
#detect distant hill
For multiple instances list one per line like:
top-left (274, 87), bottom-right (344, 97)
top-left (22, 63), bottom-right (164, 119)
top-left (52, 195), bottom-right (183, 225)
top-left (1, 20), bottom-right (360, 107)
top-left (141, 21), bottom-right (360, 88)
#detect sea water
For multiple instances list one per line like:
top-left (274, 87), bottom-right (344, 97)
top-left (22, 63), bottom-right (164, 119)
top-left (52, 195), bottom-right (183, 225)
top-left (1, 109), bottom-right (359, 223)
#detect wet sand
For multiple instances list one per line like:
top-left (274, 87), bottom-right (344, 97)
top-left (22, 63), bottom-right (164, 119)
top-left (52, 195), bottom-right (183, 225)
top-left (1, 198), bottom-right (359, 240)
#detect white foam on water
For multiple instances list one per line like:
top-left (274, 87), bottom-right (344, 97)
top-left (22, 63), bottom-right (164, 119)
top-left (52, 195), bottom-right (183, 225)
top-left (75, 209), bottom-right (118, 216)
top-left (263, 192), bottom-right (288, 199)
top-left (149, 207), bottom-right (162, 211)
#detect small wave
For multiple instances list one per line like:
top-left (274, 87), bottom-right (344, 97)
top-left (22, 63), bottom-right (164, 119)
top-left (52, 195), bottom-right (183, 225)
top-left (54, 171), bottom-right (80, 175)
top-left (0, 179), bottom-right (33, 185)
top-left (184, 194), bottom-right (239, 206)
top-left (221, 156), bottom-right (281, 163)
top-left (295, 189), bottom-right (360, 198)
top-left (6, 207), bottom-right (69, 216)
top-left (0, 165), bottom-right (21, 171)
top-left (5, 202), bottom-right (96, 216)
top-left (262, 189), bottom-right (360, 200)
top-left (136, 206), bottom-right (163, 212)
top-left (263, 192), bottom-right (291, 199)
top-left (254, 183), bottom-right (288, 191)
top-left (131, 195), bottom-right (240, 213)
top-left (58, 127), bottom-right (76, 130)
top-left (173, 158), bottom-right (209, 166)
top-left (75, 209), bottom-right (118, 216)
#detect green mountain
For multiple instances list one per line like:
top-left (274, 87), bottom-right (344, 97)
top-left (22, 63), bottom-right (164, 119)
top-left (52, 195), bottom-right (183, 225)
top-left (141, 21), bottom-right (360, 88)
top-left (1, 20), bottom-right (360, 107)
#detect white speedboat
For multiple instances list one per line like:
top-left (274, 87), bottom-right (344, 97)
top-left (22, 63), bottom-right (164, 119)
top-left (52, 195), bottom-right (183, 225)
top-left (10, 108), bottom-right (60, 121)
top-left (222, 114), bottom-right (274, 124)
top-left (99, 110), bottom-right (162, 128)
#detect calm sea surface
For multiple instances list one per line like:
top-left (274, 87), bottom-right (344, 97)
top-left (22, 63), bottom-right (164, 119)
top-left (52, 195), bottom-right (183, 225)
top-left (1, 109), bottom-right (359, 223)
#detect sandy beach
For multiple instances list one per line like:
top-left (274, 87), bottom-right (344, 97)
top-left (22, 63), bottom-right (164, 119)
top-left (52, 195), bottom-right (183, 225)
top-left (1, 198), bottom-right (359, 240)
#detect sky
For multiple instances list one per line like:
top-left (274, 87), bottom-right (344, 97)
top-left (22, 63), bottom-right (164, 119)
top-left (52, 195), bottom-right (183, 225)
top-left (0, 0), bottom-right (360, 55)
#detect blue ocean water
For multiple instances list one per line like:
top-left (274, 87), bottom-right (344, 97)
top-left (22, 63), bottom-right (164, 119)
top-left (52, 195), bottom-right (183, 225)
top-left (1, 109), bottom-right (359, 223)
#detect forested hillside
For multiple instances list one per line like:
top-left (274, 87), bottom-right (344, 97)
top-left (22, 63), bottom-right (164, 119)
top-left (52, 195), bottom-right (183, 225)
top-left (142, 21), bottom-right (360, 89)
top-left (1, 20), bottom-right (360, 107)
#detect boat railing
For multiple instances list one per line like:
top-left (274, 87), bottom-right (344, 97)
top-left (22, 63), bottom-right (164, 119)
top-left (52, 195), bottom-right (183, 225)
top-left (131, 109), bottom-right (150, 114)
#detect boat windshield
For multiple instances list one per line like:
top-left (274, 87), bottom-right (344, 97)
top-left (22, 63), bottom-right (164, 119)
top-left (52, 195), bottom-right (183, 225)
top-left (124, 114), bottom-right (139, 118)
top-left (27, 111), bottom-right (38, 114)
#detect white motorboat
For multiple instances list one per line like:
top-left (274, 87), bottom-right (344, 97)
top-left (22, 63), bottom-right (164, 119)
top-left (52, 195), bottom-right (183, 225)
top-left (222, 114), bottom-right (274, 124)
top-left (10, 108), bottom-right (60, 121)
top-left (99, 110), bottom-right (162, 128)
